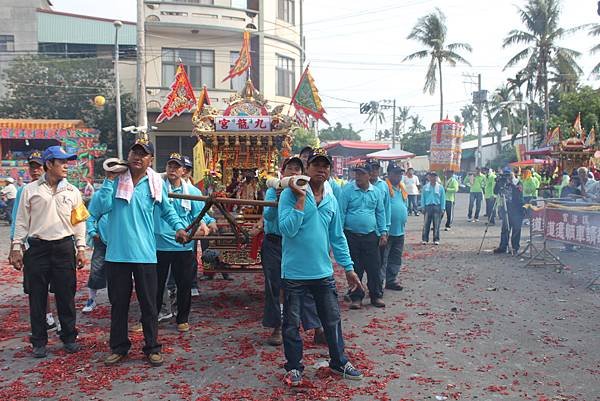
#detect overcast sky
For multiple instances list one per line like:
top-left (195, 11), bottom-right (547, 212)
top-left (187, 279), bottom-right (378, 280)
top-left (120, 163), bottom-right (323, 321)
top-left (52, 0), bottom-right (599, 139)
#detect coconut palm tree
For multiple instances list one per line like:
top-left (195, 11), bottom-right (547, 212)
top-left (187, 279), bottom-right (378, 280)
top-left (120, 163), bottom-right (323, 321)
top-left (395, 106), bottom-right (411, 141)
top-left (403, 8), bottom-right (472, 120)
top-left (460, 104), bottom-right (477, 135)
top-left (408, 115), bottom-right (426, 135)
top-left (365, 101), bottom-right (385, 135)
top-left (589, 23), bottom-right (600, 77)
top-left (502, 0), bottom-right (584, 135)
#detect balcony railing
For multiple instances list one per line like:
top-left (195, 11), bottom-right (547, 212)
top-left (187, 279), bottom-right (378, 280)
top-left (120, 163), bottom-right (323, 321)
top-left (144, 1), bottom-right (258, 31)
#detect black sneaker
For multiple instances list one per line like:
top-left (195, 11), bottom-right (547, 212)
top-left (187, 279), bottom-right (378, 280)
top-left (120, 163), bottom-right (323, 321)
top-left (32, 346), bottom-right (47, 358)
top-left (493, 248), bottom-right (507, 254)
top-left (46, 322), bottom-right (57, 331)
top-left (330, 362), bottom-right (363, 381)
top-left (284, 369), bottom-right (303, 387)
top-left (64, 342), bottom-right (80, 354)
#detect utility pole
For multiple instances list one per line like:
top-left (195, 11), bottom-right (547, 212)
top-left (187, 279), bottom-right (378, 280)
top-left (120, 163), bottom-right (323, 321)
top-left (476, 74), bottom-right (483, 167)
top-left (391, 99), bottom-right (397, 149)
top-left (113, 21), bottom-right (123, 159)
top-left (136, 0), bottom-right (148, 128)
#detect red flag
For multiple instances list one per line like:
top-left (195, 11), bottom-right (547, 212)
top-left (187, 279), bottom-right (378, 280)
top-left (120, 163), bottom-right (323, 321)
top-left (156, 64), bottom-right (197, 124)
top-left (222, 31), bottom-right (252, 82)
top-left (291, 66), bottom-right (329, 124)
top-left (192, 85), bottom-right (211, 121)
top-left (294, 109), bottom-right (310, 128)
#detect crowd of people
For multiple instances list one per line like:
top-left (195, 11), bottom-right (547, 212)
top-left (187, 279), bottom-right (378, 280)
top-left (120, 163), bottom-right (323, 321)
top-left (4, 140), bottom-right (600, 387)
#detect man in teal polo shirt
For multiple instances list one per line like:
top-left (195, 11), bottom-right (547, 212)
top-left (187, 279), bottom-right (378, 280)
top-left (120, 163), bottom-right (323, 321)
top-left (279, 148), bottom-right (363, 386)
top-left (421, 172), bottom-right (446, 244)
top-left (383, 162), bottom-right (407, 290)
top-left (340, 161), bottom-right (387, 309)
top-left (91, 138), bottom-right (188, 367)
top-left (154, 152), bottom-right (215, 334)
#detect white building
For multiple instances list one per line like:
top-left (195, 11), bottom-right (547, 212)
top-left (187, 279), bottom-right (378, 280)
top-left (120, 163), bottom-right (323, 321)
top-left (144, 0), bottom-right (305, 168)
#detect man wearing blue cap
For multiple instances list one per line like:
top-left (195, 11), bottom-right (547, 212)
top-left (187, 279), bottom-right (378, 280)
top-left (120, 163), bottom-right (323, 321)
top-left (91, 138), bottom-right (189, 367)
top-left (279, 148), bottom-right (364, 386)
top-left (10, 146), bottom-right (87, 358)
top-left (340, 161), bottom-right (387, 309)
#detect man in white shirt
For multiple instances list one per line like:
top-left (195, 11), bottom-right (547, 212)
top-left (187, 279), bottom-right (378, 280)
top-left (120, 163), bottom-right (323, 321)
top-left (1, 177), bottom-right (17, 224)
top-left (9, 146), bottom-right (87, 358)
top-left (401, 168), bottom-right (420, 216)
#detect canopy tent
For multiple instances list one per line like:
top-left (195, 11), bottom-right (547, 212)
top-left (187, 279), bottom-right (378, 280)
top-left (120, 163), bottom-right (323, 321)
top-left (366, 148), bottom-right (415, 160)
top-left (509, 159), bottom-right (547, 167)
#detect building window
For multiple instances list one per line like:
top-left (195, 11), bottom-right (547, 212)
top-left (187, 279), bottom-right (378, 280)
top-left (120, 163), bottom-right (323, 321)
top-left (162, 48), bottom-right (214, 88)
top-left (0, 35), bottom-right (15, 52)
top-left (276, 55), bottom-right (295, 97)
top-left (278, 0), bottom-right (295, 25)
top-left (155, 135), bottom-right (198, 169)
top-left (230, 51), bottom-right (246, 91)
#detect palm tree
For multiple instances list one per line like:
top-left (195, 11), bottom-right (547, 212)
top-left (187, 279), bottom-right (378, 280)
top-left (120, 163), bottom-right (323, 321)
top-left (403, 8), bottom-right (472, 120)
top-left (460, 104), bottom-right (477, 135)
top-left (408, 115), bottom-right (426, 135)
top-left (365, 101), bottom-right (385, 136)
top-left (486, 85), bottom-right (529, 153)
top-left (396, 106), bottom-right (411, 142)
top-left (589, 23), bottom-right (600, 77)
top-left (503, 0), bottom-right (584, 135)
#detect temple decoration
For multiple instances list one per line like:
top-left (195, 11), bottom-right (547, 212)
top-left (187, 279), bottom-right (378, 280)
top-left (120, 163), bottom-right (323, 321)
top-left (291, 66), bottom-right (329, 124)
top-left (429, 119), bottom-right (464, 172)
top-left (156, 64), bottom-right (197, 124)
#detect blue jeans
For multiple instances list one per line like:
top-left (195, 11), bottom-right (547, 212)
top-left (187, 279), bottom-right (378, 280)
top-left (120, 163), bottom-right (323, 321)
top-left (422, 204), bottom-right (442, 242)
top-left (384, 235), bottom-right (405, 284)
top-left (468, 192), bottom-right (483, 219)
top-left (407, 195), bottom-right (419, 215)
top-left (282, 277), bottom-right (348, 372)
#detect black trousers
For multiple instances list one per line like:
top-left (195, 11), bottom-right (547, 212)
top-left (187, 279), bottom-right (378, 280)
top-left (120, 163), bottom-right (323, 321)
top-left (156, 251), bottom-right (194, 324)
top-left (345, 231), bottom-right (383, 301)
top-left (485, 197), bottom-right (496, 224)
top-left (105, 262), bottom-right (160, 355)
top-left (499, 207), bottom-right (523, 252)
top-left (444, 200), bottom-right (454, 228)
top-left (24, 236), bottom-right (78, 347)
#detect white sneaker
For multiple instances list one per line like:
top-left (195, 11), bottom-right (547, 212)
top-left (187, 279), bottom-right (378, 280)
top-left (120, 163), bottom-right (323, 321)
top-left (434, 241), bottom-right (440, 245)
top-left (82, 299), bottom-right (96, 313)
top-left (191, 288), bottom-right (199, 297)
top-left (474, 219), bottom-right (479, 222)
top-left (421, 241), bottom-right (427, 245)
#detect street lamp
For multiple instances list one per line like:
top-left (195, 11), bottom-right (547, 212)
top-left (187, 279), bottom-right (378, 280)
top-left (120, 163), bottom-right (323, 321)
top-left (114, 20), bottom-right (123, 159)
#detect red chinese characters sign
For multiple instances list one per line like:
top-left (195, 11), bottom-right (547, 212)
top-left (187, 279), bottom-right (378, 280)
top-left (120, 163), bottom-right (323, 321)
top-left (531, 207), bottom-right (600, 249)
top-left (215, 116), bottom-right (271, 132)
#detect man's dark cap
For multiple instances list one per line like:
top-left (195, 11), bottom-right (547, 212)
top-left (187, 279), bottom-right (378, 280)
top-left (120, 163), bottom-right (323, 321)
top-left (387, 161), bottom-right (405, 174)
top-left (130, 137), bottom-right (155, 156)
top-left (352, 161), bottom-right (372, 174)
top-left (167, 152), bottom-right (185, 167)
top-left (307, 148), bottom-right (332, 166)
top-left (282, 156), bottom-right (305, 173)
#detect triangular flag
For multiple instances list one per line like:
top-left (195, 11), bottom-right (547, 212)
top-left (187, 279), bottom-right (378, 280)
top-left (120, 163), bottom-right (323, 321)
top-left (546, 126), bottom-right (560, 146)
top-left (192, 85), bottom-right (212, 121)
top-left (573, 112), bottom-right (583, 138)
top-left (156, 64), bottom-right (197, 124)
top-left (291, 66), bottom-right (329, 125)
top-left (222, 31), bottom-right (252, 82)
top-left (585, 127), bottom-right (596, 147)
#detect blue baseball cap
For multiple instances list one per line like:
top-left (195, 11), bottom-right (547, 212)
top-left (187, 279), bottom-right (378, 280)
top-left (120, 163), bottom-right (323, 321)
top-left (42, 146), bottom-right (77, 162)
top-left (28, 150), bottom-right (44, 165)
top-left (502, 166), bottom-right (512, 174)
top-left (130, 137), bottom-right (155, 156)
top-left (183, 156), bottom-right (193, 169)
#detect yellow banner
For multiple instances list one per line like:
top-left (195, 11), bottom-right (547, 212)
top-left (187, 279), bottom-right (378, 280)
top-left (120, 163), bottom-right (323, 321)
top-left (193, 140), bottom-right (206, 184)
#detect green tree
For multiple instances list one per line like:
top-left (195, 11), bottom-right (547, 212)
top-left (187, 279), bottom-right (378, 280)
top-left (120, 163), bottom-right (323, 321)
top-left (364, 101), bottom-right (385, 133)
top-left (502, 0), bottom-right (584, 135)
top-left (396, 106), bottom-right (411, 143)
top-left (318, 122), bottom-right (362, 141)
top-left (0, 55), bottom-right (136, 158)
top-left (402, 130), bottom-right (430, 156)
top-left (404, 8), bottom-right (472, 120)
top-left (548, 86), bottom-right (600, 139)
top-left (292, 127), bottom-right (319, 153)
top-left (486, 85), bottom-right (528, 148)
top-left (589, 23), bottom-right (600, 77)
top-left (408, 115), bottom-right (426, 134)
top-left (460, 104), bottom-right (477, 134)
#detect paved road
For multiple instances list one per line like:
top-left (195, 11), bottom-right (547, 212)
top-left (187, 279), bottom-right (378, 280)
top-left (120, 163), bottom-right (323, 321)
top-left (0, 193), bottom-right (598, 401)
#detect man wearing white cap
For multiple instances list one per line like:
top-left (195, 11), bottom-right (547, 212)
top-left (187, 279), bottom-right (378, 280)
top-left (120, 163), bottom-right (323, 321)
top-left (1, 177), bottom-right (17, 224)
